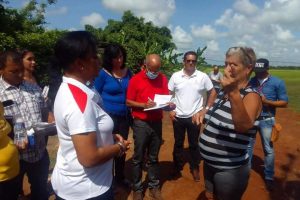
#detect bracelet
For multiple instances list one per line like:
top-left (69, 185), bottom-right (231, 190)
top-left (116, 141), bottom-right (126, 157)
top-left (205, 106), bottom-right (210, 110)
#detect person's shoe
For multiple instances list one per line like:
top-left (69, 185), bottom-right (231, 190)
top-left (170, 168), bottom-right (182, 180)
top-left (149, 188), bottom-right (163, 200)
top-left (191, 168), bottom-right (200, 182)
top-left (133, 191), bottom-right (143, 200)
top-left (265, 179), bottom-right (274, 191)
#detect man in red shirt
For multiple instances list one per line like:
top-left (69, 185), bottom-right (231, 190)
top-left (127, 54), bottom-right (174, 200)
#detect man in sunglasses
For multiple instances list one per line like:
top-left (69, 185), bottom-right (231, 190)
top-left (168, 51), bottom-right (216, 182)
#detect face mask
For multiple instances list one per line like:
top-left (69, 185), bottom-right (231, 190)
top-left (146, 70), bottom-right (159, 79)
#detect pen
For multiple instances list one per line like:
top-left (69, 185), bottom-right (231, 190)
top-left (148, 97), bottom-right (153, 102)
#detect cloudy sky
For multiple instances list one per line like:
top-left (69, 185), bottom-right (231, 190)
top-left (8, 0), bottom-right (300, 66)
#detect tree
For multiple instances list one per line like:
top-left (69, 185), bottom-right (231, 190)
top-left (100, 11), bottom-right (176, 73)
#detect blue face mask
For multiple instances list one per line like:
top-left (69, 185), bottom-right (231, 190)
top-left (146, 70), bottom-right (159, 79)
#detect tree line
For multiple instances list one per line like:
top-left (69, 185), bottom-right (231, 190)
top-left (0, 0), bottom-right (208, 86)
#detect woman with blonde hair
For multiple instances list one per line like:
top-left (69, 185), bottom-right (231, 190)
top-left (199, 46), bottom-right (262, 200)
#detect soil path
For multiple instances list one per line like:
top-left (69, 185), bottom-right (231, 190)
top-left (23, 108), bottom-right (300, 200)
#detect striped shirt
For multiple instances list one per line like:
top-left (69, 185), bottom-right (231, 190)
top-left (0, 78), bottom-right (46, 163)
top-left (199, 88), bottom-right (259, 169)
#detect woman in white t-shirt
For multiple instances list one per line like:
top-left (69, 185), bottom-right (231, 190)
top-left (51, 31), bottom-right (131, 200)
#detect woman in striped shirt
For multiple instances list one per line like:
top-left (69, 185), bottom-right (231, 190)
top-left (199, 47), bottom-right (262, 200)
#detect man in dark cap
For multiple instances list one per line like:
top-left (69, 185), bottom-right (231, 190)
top-left (249, 58), bottom-right (288, 191)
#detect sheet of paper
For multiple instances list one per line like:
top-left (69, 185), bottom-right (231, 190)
top-left (144, 94), bottom-right (172, 111)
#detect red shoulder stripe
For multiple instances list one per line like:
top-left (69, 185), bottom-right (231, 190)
top-left (68, 84), bottom-right (87, 113)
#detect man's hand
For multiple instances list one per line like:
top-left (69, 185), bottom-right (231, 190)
top-left (192, 109), bottom-right (207, 126)
top-left (169, 111), bottom-right (177, 121)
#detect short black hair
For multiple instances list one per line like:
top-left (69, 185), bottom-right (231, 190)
top-left (54, 31), bottom-right (97, 71)
top-left (0, 50), bottom-right (23, 70)
top-left (183, 51), bottom-right (198, 61)
top-left (103, 43), bottom-right (127, 73)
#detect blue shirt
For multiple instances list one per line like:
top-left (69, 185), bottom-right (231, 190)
top-left (94, 69), bottom-right (131, 116)
top-left (249, 75), bottom-right (288, 117)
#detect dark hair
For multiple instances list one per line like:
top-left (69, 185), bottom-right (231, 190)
top-left (18, 49), bottom-right (32, 58)
top-left (0, 50), bottom-right (23, 70)
top-left (54, 31), bottom-right (97, 71)
top-left (183, 51), bottom-right (198, 61)
top-left (103, 43), bottom-right (127, 73)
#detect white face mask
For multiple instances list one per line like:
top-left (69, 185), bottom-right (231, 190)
top-left (146, 70), bottom-right (159, 79)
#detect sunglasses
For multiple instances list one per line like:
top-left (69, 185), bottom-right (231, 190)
top-left (185, 59), bottom-right (197, 64)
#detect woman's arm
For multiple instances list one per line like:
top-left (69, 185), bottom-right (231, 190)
top-left (72, 132), bottom-right (130, 168)
top-left (228, 90), bottom-right (262, 133)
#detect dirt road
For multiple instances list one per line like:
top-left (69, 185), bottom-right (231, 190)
top-left (24, 108), bottom-right (300, 200)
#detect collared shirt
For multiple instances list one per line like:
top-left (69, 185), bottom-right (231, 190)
top-left (168, 69), bottom-right (213, 118)
top-left (249, 75), bottom-right (288, 117)
top-left (127, 70), bottom-right (169, 121)
top-left (0, 77), bottom-right (46, 163)
top-left (51, 76), bottom-right (114, 199)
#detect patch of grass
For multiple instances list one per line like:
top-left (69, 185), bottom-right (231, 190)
top-left (270, 69), bottom-right (300, 113)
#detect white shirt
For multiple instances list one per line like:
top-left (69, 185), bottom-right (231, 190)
top-left (168, 69), bottom-right (213, 118)
top-left (51, 77), bottom-right (114, 200)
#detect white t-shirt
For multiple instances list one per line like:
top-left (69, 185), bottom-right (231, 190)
top-left (168, 69), bottom-right (213, 118)
top-left (51, 77), bottom-right (114, 200)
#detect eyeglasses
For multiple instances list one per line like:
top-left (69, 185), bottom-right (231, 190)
top-left (185, 59), bottom-right (197, 64)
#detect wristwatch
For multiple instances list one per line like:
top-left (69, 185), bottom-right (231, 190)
top-left (205, 106), bottom-right (210, 110)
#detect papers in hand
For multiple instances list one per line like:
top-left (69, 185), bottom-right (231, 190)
top-left (144, 94), bottom-right (172, 111)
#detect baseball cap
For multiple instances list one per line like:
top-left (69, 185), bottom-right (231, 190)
top-left (254, 58), bottom-right (269, 72)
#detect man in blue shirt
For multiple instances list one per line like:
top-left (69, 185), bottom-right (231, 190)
top-left (249, 58), bottom-right (288, 190)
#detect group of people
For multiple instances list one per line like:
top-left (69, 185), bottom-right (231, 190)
top-left (0, 49), bottom-right (53, 200)
top-left (0, 30), bottom-right (288, 200)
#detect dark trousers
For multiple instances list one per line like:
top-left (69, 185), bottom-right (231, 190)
top-left (172, 117), bottom-right (200, 171)
top-left (17, 150), bottom-right (50, 200)
top-left (132, 119), bottom-right (162, 192)
top-left (55, 186), bottom-right (113, 200)
top-left (110, 114), bottom-right (130, 181)
top-left (0, 175), bottom-right (19, 200)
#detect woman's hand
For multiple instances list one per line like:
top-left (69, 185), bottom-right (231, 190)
top-left (220, 66), bottom-right (239, 94)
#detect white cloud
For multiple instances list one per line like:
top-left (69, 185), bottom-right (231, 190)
top-left (171, 26), bottom-right (193, 49)
top-left (80, 13), bottom-right (105, 27)
top-left (209, 0), bottom-right (300, 65)
top-left (46, 6), bottom-right (68, 16)
top-left (233, 0), bottom-right (258, 15)
top-left (102, 0), bottom-right (175, 26)
top-left (206, 40), bottom-right (219, 52)
top-left (191, 25), bottom-right (218, 40)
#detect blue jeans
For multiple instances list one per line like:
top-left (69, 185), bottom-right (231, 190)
top-left (131, 119), bottom-right (162, 192)
top-left (258, 117), bottom-right (275, 180)
top-left (203, 162), bottom-right (250, 200)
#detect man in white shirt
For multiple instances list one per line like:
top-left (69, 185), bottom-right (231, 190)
top-left (168, 51), bottom-right (216, 181)
top-left (208, 65), bottom-right (223, 93)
